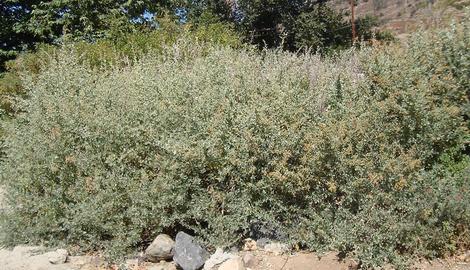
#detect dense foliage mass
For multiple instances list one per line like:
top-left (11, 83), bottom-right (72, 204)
top-left (0, 18), bottom-right (240, 115)
top-left (0, 16), bottom-right (469, 270)
top-left (191, 0), bottom-right (392, 51)
top-left (0, 0), bottom-right (182, 70)
top-left (1, 0), bottom-right (389, 71)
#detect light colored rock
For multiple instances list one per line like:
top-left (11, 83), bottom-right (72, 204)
top-left (203, 248), bottom-right (237, 270)
top-left (242, 239), bottom-right (257, 251)
top-left (173, 231), bottom-right (210, 270)
top-left (460, 250), bottom-right (470, 262)
top-left (217, 258), bottom-right (245, 270)
top-left (145, 234), bottom-right (175, 262)
top-left (47, 249), bottom-right (68, 264)
top-left (242, 253), bottom-right (258, 268)
top-left (124, 258), bottom-right (139, 268)
top-left (263, 243), bottom-right (288, 255)
top-left (147, 261), bottom-right (178, 270)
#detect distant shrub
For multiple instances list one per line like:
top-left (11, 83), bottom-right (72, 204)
top-left (0, 19), bottom-right (241, 116)
top-left (0, 17), bottom-right (468, 268)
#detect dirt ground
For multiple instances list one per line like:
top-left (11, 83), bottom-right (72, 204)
top-left (242, 251), bottom-right (470, 270)
top-left (0, 246), bottom-right (469, 270)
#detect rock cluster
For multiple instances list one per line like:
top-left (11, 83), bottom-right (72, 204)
top-left (142, 232), bottom-right (227, 270)
top-left (4, 234), bottom-right (290, 270)
top-left (139, 233), bottom-right (290, 270)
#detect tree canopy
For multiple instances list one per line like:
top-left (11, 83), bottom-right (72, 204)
top-left (1, 0), bottom-right (42, 70)
top-left (236, 0), bottom-right (349, 50)
top-left (187, 0), bottom-right (374, 51)
top-left (1, 0), bottom-right (387, 70)
top-left (1, 0), bottom-right (180, 70)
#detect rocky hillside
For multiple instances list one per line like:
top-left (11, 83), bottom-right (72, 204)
top-left (330, 0), bottom-right (469, 35)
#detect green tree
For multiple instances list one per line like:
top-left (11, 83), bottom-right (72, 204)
top-left (235, 0), bottom-right (354, 51)
top-left (25, 0), bottom-right (179, 42)
top-left (236, 0), bottom-right (302, 49)
top-left (194, 0), bottom-right (361, 51)
top-left (0, 0), bottom-right (42, 71)
top-left (0, 0), bottom-right (180, 70)
top-left (293, 4), bottom-right (350, 51)
top-left (186, 0), bottom-right (236, 23)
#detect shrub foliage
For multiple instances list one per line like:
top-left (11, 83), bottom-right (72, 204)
top-left (0, 18), bottom-right (240, 116)
top-left (0, 18), bottom-right (469, 268)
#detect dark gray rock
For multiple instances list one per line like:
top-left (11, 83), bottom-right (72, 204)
top-left (173, 232), bottom-right (210, 270)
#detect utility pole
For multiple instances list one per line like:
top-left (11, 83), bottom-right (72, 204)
top-left (351, 0), bottom-right (356, 44)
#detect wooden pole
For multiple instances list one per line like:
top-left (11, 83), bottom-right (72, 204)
top-left (351, 0), bottom-right (356, 44)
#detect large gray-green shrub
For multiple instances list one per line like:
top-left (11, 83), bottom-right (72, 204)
top-left (1, 18), bottom-right (469, 268)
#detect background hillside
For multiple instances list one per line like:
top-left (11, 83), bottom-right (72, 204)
top-left (331, 0), bottom-right (469, 36)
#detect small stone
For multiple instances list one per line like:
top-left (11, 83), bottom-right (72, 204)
top-left (263, 243), bottom-right (288, 255)
top-left (255, 238), bottom-right (270, 249)
top-left (145, 234), bottom-right (175, 262)
top-left (464, 251), bottom-right (470, 262)
top-left (125, 258), bottom-right (139, 268)
top-left (147, 261), bottom-right (178, 270)
top-left (47, 248), bottom-right (68, 264)
top-left (243, 239), bottom-right (257, 251)
top-left (217, 258), bottom-right (245, 270)
top-left (173, 231), bottom-right (210, 270)
top-left (203, 248), bottom-right (237, 270)
top-left (242, 253), bottom-right (258, 268)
